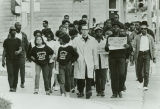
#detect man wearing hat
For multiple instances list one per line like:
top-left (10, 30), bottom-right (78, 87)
top-left (73, 25), bottom-right (98, 99)
top-left (105, 22), bottom-right (130, 98)
top-left (141, 21), bottom-right (155, 41)
top-left (133, 21), bottom-right (156, 91)
top-left (94, 26), bottom-right (108, 97)
top-left (2, 26), bottom-right (22, 92)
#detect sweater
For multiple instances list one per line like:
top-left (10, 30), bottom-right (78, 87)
top-left (30, 45), bottom-right (53, 65)
top-left (57, 44), bottom-right (79, 65)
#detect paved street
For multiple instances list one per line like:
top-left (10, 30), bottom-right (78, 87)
top-left (0, 43), bottom-right (160, 109)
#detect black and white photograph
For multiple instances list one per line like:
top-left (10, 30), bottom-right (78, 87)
top-left (0, 0), bottom-right (160, 109)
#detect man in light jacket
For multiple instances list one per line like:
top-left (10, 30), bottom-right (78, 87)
top-left (94, 27), bottom-right (108, 97)
top-left (73, 25), bottom-right (98, 99)
top-left (133, 21), bottom-right (156, 91)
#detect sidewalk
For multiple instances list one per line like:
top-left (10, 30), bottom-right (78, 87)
top-left (0, 64), bottom-right (146, 109)
top-left (0, 43), bottom-right (160, 109)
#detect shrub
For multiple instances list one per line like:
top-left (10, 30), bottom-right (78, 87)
top-left (0, 97), bottom-right (12, 109)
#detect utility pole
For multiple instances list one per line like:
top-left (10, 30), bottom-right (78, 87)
top-left (147, 0), bottom-right (152, 28)
top-left (89, 0), bottom-right (92, 28)
top-left (156, 0), bottom-right (160, 43)
top-left (30, 0), bottom-right (34, 40)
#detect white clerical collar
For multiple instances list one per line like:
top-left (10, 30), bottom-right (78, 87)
top-left (61, 43), bottom-right (70, 47)
top-left (36, 44), bottom-right (45, 48)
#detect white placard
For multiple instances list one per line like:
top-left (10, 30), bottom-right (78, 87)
top-left (108, 37), bottom-right (127, 50)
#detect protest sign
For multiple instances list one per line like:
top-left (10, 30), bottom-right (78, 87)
top-left (108, 37), bottom-right (127, 50)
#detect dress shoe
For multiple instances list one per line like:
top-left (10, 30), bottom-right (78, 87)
top-left (20, 84), bottom-right (25, 88)
top-left (118, 92), bottom-right (123, 98)
top-left (143, 87), bottom-right (148, 91)
top-left (77, 93), bottom-right (84, 98)
top-left (110, 94), bottom-right (117, 98)
top-left (97, 92), bottom-right (101, 96)
top-left (86, 92), bottom-right (92, 99)
top-left (71, 88), bottom-right (75, 93)
top-left (33, 92), bottom-right (38, 94)
top-left (9, 88), bottom-right (14, 92)
top-left (101, 91), bottom-right (105, 97)
top-left (10, 88), bottom-right (16, 92)
top-left (46, 91), bottom-right (50, 95)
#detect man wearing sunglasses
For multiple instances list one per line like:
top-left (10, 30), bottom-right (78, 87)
top-left (133, 21), bottom-right (156, 91)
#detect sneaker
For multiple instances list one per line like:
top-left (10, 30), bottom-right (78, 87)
top-left (96, 92), bottom-right (101, 96)
top-left (110, 94), bottom-right (117, 98)
top-left (71, 88), bottom-right (75, 93)
top-left (49, 89), bottom-right (53, 93)
top-left (20, 84), bottom-right (25, 88)
top-left (9, 88), bottom-right (14, 92)
top-left (86, 92), bottom-right (92, 99)
top-left (138, 83), bottom-right (143, 89)
top-left (61, 93), bottom-right (65, 97)
top-left (34, 89), bottom-right (39, 94)
top-left (118, 92), bottom-right (123, 98)
top-left (12, 88), bottom-right (16, 92)
top-left (77, 92), bottom-right (84, 98)
top-left (66, 92), bottom-right (70, 98)
top-left (143, 87), bottom-right (148, 91)
top-left (101, 92), bottom-right (105, 97)
top-left (54, 85), bottom-right (59, 91)
top-left (33, 92), bottom-right (38, 94)
top-left (107, 82), bottom-right (110, 86)
top-left (46, 91), bottom-right (50, 95)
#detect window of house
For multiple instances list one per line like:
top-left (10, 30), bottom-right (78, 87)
top-left (109, 0), bottom-right (116, 9)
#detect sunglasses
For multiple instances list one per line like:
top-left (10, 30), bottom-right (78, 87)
top-left (141, 28), bottom-right (147, 30)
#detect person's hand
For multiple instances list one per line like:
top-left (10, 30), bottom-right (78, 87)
top-left (126, 59), bottom-right (129, 63)
top-left (2, 59), bottom-right (5, 67)
top-left (94, 65), bottom-right (99, 71)
top-left (124, 44), bottom-right (129, 49)
top-left (15, 51), bottom-right (21, 55)
top-left (153, 58), bottom-right (156, 63)
top-left (26, 58), bottom-right (32, 62)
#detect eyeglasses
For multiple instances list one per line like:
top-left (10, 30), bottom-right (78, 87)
top-left (141, 28), bottom-right (147, 30)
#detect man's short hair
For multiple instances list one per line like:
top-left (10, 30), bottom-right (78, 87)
top-left (64, 15), bottom-right (69, 18)
top-left (79, 20), bottom-right (87, 26)
top-left (114, 13), bottom-right (119, 18)
top-left (14, 22), bottom-right (21, 27)
top-left (73, 20), bottom-right (79, 25)
top-left (62, 20), bottom-right (70, 25)
top-left (141, 21), bottom-right (148, 26)
top-left (59, 33), bottom-right (70, 44)
top-left (69, 23), bottom-right (75, 28)
top-left (82, 14), bottom-right (87, 18)
top-left (43, 20), bottom-right (48, 24)
top-left (69, 29), bottom-right (78, 36)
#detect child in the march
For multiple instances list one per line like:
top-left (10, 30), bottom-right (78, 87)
top-left (57, 33), bottom-right (79, 97)
top-left (30, 36), bottom-right (53, 95)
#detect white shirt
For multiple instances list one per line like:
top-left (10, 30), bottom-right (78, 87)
top-left (16, 32), bottom-right (23, 41)
top-left (140, 35), bottom-right (149, 51)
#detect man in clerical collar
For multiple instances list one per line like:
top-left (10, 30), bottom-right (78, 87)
top-left (73, 25), bottom-right (98, 99)
top-left (81, 25), bottom-right (90, 42)
top-left (133, 21), bottom-right (156, 91)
